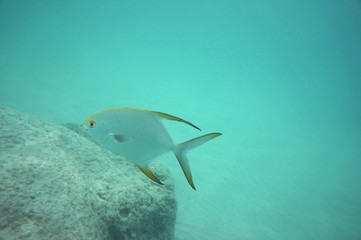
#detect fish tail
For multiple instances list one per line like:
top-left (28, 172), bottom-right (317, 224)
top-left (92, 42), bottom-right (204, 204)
top-left (174, 133), bottom-right (222, 190)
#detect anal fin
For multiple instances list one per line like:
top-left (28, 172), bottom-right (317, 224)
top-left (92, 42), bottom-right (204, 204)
top-left (133, 163), bottom-right (163, 185)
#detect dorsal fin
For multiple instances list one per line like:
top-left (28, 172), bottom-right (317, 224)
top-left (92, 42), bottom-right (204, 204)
top-left (150, 111), bottom-right (201, 131)
top-left (87, 107), bottom-right (201, 131)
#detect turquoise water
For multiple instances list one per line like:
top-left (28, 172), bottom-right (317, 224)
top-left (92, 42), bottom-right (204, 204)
top-left (1, 0), bottom-right (361, 239)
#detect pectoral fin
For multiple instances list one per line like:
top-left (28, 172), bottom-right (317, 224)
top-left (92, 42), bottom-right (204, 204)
top-left (110, 133), bottom-right (131, 143)
top-left (133, 163), bottom-right (163, 185)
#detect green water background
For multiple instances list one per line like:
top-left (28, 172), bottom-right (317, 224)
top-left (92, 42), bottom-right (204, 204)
top-left (1, 1), bottom-right (361, 239)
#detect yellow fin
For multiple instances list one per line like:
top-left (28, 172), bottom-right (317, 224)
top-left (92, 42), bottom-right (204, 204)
top-left (177, 133), bottom-right (222, 151)
top-left (86, 107), bottom-right (201, 131)
top-left (151, 111), bottom-right (201, 131)
top-left (174, 133), bottom-right (222, 190)
top-left (133, 163), bottom-right (163, 185)
top-left (174, 152), bottom-right (196, 190)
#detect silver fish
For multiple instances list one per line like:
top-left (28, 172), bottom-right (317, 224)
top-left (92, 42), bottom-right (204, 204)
top-left (83, 107), bottom-right (221, 190)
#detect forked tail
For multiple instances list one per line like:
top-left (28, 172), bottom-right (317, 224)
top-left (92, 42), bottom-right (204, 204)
top-left (174, 133), bottom-right (222, 190)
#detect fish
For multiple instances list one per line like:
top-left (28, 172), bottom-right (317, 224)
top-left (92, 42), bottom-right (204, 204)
top-left (83, 107), bottom-right (222, 190)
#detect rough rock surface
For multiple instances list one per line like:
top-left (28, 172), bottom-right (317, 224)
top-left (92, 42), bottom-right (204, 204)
top-left (0, 105), bottom-right (176, 240)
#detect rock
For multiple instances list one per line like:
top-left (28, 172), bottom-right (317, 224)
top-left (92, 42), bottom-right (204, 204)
top-left (0, 105), bottom-right (176, 240)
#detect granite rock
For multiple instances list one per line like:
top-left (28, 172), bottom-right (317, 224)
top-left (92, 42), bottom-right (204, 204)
top-left (0, 105), bottom-right (176, 240)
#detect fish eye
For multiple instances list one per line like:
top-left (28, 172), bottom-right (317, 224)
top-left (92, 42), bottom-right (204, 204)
top-left (89, 120), bottom-right (96, 128)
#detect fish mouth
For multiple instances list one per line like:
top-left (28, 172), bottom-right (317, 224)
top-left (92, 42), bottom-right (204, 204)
top-left (83, 125), bottom-right (88, 131)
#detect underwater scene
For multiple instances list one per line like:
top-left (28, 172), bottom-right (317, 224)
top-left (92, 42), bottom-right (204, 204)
top-left (1, 0), bottom-right (361, 239)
